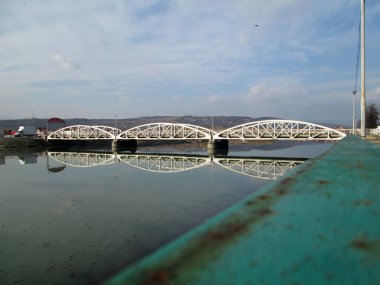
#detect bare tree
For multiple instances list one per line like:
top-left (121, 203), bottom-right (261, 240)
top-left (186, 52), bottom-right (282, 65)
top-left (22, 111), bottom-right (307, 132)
top-left (366, 103), bottom-right (379, 128)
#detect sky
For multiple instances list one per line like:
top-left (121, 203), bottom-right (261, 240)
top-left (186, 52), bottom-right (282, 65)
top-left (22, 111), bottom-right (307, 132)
top-left (0, 0), bottom-right (379, 124)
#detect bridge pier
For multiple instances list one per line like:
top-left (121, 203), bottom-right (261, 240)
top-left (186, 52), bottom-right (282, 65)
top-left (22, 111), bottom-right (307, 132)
top-left (207, 139), bottom-right (229, 149)
top-left (207, 139), bottom-right (229, 156)
top-left (112, 140), bottom-right (137, 152)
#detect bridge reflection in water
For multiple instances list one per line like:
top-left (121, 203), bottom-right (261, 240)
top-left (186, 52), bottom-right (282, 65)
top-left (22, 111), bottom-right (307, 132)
top-left (47, 151), bottom-right (307, 180)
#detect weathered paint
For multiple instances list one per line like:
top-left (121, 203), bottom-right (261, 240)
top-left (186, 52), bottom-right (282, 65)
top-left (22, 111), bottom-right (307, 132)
top-left (105, 136), bottom-right (380, 285)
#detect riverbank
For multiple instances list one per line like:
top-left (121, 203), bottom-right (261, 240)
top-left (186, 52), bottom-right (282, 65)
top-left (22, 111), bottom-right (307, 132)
top-left (0, 137), bottom-right (46, 149)
top-left (367, 134), bottom-right (380, 145)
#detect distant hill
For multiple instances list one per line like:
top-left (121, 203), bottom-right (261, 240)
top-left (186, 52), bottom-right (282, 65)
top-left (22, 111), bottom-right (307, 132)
top-left (0, 116), bottom-right (279, 131)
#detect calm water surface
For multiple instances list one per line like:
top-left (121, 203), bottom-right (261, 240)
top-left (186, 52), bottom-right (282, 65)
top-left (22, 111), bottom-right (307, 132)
top-left (0, 142), bottom-right (332, 285)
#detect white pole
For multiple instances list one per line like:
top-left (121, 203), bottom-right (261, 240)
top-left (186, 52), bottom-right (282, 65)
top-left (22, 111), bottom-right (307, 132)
top-left (352, 91), bottom-right (356, 134)
top-left (360, 0), bottom-right (366, 138)
top-left (210, 110), bottom-right (214, 141)
top-left (211, 114), bottom-right (214, 131)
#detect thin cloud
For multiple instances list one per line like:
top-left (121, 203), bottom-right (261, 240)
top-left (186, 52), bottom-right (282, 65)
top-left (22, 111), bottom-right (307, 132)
top-left (50, 54), bottom-right (80, 72)
top-left (0, 0), bottom-right (378, 124)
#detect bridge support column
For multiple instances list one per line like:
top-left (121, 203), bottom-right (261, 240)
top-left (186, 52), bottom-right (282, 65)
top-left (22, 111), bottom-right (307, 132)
top-left (112, 140), bottom-right (137, 152)
top-left (207, 139), bottom-right (229, 156)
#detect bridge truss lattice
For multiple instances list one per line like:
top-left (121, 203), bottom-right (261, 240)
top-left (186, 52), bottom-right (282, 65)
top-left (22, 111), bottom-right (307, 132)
top-left (215, 120), bottom-right (346, 141)
top-left (47, 125), bottom-right (119, 140)
top-left (117, 123), bottom-right (213, 140)
top-left (47, 120), bottom-right (346, 142)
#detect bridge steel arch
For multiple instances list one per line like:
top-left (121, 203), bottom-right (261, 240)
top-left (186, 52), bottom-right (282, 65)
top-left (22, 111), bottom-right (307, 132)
top-left (215, 120), bottom-right (346, 141)
top-left (117, 123), bottom-right (214, 141)
top-left (92, 126), bottom-right (122, 137)
top-left (47, 125), bottom-right (118, 140)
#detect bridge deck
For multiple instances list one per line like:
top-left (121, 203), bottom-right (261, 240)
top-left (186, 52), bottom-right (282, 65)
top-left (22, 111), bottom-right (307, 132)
top-left (106, 136), bottom-right (380, 285)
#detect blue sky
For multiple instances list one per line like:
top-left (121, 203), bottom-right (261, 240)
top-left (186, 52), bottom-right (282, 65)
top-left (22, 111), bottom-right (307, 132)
top-left (0, 0), bottom-right (379, 124)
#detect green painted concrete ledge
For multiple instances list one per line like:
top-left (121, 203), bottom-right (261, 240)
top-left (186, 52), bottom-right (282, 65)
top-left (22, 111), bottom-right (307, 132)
top-left (105, 136), bottom-right (380, 285)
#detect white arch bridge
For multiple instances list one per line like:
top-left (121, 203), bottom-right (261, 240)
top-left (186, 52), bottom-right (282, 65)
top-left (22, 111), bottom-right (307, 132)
top-left (47, 120), bottom-right (346, 142)
top-left (47, 151), bottom-right (306, 180)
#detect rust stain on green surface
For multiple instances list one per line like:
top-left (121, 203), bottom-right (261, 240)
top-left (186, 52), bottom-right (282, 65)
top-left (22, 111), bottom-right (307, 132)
top-left (317, 179), bottom-right (330, 185)
top-left (353, 199), bottom-right (374, 207)
top-left (351, 237), bottom-right (377, 251)
top-left (143, 269), bottom-right (173, 285)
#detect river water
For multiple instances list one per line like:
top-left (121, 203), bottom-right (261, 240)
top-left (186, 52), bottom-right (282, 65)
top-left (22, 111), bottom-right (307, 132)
top-left (0, 141), bottom-right (332, 285)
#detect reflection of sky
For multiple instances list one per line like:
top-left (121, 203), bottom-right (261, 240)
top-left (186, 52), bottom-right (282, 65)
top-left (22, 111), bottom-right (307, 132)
top-left (229, 142), bottom-right (333, 158)
top-left (131, 141), bottom-right (333, 158)
top-left (0, 153), bottom-right (266, 285)
top-left (0, 141), bottom-right (331, 284)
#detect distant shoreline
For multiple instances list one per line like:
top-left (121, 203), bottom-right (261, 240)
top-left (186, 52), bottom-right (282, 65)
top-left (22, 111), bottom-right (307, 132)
top-left (0, 115), bottom-right (344, 130)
